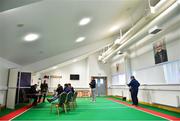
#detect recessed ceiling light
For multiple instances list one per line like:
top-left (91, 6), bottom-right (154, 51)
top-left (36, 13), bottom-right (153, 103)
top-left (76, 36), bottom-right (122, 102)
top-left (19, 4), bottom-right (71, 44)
top-left (75, 37), bottom-right (85, 43)
top-left (52, 66), bottom-right (58, 69)
top-left (24, 33), bottom-right (39, 41)
top-left (73, 59), bottom-right (77, 62)
top-left (79, 17), bottom-right (91, 26)
top-left (109, 26), bottom-right (119, 32)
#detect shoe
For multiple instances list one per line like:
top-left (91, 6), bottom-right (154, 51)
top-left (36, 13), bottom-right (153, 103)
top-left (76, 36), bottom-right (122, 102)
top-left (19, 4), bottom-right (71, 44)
top-left (32, 102), bottom-right (37, 106)
top-left (135, 104), bottom-right (138, 107)
top-left (47, 99), bottom-right (51, 103)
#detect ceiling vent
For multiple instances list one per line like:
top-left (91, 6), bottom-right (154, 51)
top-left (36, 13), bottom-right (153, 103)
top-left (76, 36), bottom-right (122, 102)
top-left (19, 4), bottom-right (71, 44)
top-left (117, 51), bottom-right (123, 55)
top-left (149, 0), bottom-right (161, 7)
top-left (148, 26), bottom-right (162, 34)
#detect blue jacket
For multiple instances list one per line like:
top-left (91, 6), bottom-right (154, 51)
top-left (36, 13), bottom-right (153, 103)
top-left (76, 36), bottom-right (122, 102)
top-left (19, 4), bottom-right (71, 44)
top-left (64, 87), bottom-right (71, 93)
top-left (128, 79), bottom-right (140, 91)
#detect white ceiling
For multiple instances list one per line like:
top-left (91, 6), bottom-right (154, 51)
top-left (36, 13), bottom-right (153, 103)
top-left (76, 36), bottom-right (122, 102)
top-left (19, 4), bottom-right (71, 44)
top-left (0, 0), bottom-right (148, 72)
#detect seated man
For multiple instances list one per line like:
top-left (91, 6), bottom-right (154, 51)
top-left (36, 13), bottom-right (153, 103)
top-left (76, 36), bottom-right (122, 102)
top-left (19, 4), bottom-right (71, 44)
top-left (47, 84), bottom-right (63, 103)
top-left (68, 83), bottom-right (75, 94)
top-left (27, 84), bottom-right (41, 106)
top-left (64, 83), bottom-right (71, 93)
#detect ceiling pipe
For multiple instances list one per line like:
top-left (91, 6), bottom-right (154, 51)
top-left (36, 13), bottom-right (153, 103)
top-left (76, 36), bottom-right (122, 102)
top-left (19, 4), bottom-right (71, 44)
top-left (99, 43), bottom-right (116, 59)
top-left (114, 0), bottom-right (180, 53)
top-left (149, 0), bottom-right (168, 13)
top-left (102, 0), bottom-right (178, 62)
top-left (101, 0), bottom-right (176, 61)
top-left (115, 0), bottom-right (176, 45)
top-left (129, 17), bottom-right (180, 58)
top-left (100, 29), bottom-right (123, 61)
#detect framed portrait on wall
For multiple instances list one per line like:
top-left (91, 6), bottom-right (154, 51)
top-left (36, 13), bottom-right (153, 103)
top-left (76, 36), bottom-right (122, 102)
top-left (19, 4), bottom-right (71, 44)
top-left (116, 63), bottom-right (119, 72)
top-left (153, 38), bottom-right (168, 64)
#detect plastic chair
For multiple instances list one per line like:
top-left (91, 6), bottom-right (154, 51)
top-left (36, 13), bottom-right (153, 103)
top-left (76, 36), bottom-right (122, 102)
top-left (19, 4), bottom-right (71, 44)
top-left (65, 92), bottom-right (74, 111)
top-left (50, 92), bottom-right (67, 115)
top-left (72, 91), bottom-right (78, 109)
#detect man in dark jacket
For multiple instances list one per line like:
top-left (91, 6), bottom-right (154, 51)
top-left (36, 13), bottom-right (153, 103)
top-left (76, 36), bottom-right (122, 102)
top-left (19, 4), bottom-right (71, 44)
top-left (89, 77), bottom-right (96, 102)
top-left (28, 84), bottom-right (40, 106)
top-left (128, 76), bottom-right (140, 106)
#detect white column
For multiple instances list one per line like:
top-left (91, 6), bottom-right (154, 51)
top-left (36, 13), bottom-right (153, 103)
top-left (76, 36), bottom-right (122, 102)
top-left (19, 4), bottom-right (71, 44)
top-left (124, 52), bottom-right (132, 100)
top-left (124, 52), bottom-right (132, 84)
top-left (6, 69), bottom-right (19, 109)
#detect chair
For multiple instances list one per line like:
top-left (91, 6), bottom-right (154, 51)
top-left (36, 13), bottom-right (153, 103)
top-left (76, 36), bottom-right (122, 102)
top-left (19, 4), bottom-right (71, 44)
top-left (21, 88), bottom-right (31, 103)
top-left (51, 92), bottom-right (67, 115)
top-left (72, 91), bottom-right (78, 109)
top-left (65, 92), bottom-right (74, 111)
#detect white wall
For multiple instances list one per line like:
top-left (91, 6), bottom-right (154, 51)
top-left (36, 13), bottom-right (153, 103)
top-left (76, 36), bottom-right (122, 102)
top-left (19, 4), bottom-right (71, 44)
top-left (88, 53), bottom-right (110, 77)
top-left (110, 56), bottom-right (126, 86)
top-left (36, 52), bottom-right (111, 92)
top-left (39, 59), bottom-right (88, 92)
top-left (110, 56), bottom-right (125, 74)
top-left (131, 27), bottom-right (180, 84)
top-left (87, 53), bottom-right (111, 94)
top-left (109, 8), bottom-right (180, 107)
top-left (109, 41), bottom-right (180, 107)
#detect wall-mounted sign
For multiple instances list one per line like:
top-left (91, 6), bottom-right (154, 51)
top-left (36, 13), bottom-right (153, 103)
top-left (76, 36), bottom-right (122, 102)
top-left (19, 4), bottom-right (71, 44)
top-left (50, 75), bottom-right (62, 78)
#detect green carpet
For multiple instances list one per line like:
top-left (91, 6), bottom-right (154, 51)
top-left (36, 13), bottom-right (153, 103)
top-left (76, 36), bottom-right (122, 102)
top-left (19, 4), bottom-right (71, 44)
top-left (13, 97), bottom-right (167, 120)
top-left (110, 96), bottom-right (180, 118)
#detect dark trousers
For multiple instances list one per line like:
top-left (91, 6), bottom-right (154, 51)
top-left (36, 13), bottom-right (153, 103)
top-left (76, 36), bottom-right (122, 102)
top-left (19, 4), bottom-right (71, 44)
top-left (39, 92), bottom-right (47, 102)
top-left (28, 95), bottom-right (38, 105)
top-left (130, 89), bottom-right (138, 105)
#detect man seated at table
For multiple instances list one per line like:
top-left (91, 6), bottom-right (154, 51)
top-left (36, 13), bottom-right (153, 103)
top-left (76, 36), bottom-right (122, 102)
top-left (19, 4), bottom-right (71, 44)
top-left (28, 84), bottom-right (41, 106)
top-left (68, 83), bottom-right (75, 93)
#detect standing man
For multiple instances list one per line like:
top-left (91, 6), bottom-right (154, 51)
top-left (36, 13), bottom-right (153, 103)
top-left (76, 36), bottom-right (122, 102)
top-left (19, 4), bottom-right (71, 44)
top-left (128, 76), bottom-right (140, 106)
top-left (89, 77), bottom-right (96, 102)
top-left (39, 80), bottom-right (48, 102)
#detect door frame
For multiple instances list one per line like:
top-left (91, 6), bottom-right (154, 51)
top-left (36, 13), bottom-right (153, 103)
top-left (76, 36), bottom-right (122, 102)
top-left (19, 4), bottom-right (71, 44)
top-left (91, 76), bottom-right (108, 96)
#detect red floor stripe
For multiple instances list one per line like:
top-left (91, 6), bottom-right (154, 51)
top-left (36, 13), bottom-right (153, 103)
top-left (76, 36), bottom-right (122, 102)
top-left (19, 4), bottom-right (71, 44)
top-left (0, 104), bottom-right (32, 121)
top-left (108, 98), bottom-right (180, 121)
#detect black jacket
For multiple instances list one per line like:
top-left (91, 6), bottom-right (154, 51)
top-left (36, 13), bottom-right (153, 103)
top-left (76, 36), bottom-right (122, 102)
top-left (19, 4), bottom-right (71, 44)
top-left (89, 80), bottom-right (96, 89)
top-left (155, 49), bottom-right (168, 64)
top-left (40, 83), bottom-right (48, 92)
top-left (128, 79), bottom-right (140, 91)
top-left (56, 86), bottom-right (63, 95)
top-left (29, 85), bottom-right (38, 94)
